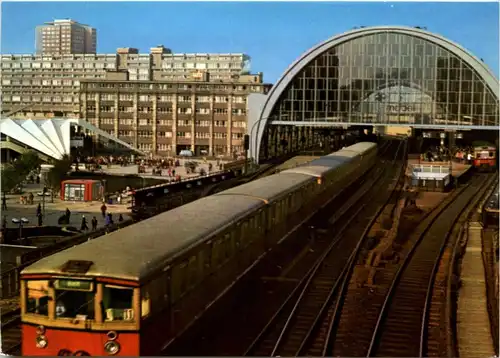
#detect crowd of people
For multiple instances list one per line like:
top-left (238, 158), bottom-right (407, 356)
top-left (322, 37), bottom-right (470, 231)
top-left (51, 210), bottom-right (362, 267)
top-left (76, 154), bottom-right (225, 179)
top-left (420, 145), bottom-right (475, 164)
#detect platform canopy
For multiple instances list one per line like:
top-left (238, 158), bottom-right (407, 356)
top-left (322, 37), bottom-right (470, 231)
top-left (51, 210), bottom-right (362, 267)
top-left (0, 117), bottom-right (144, 160)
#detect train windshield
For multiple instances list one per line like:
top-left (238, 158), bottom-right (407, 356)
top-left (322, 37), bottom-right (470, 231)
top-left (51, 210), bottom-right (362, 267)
top-left (54, 279), bottom-right (95, 319)
top-left (23, 279), bottom-right (137, 324)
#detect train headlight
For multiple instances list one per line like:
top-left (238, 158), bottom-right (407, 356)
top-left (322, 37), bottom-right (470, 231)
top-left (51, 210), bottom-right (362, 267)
top-left (36, 335), bottom-right (48, 349)
top-left (106, 331), bottom-right (118, 341)
top-left (36, 325), bottom-right (46, 335)
top-left (104, 341), bottom-right (120, 355)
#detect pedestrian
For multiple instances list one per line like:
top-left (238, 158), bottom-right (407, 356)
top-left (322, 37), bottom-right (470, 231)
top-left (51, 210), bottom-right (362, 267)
top-left (37, 212), bottom-right (43, 227)
top-left (29, 192), bottom-right (34, 205)
top-left (36, 203), bottom-right (42, 217)
top-left (118, 213), bottom-right (124, 223)
top-left (65, 208), bottom-right (71, 223)
top-left (101, 203), bottom-right (107, 219)
top-left (1, 195), bottom-right (7, 211)
top-left (105, 213), bottom-right (112, 227)
top-left (80, 216), bottom-right (88, 231)
top-left (91, 216), bottom-right (98, 231)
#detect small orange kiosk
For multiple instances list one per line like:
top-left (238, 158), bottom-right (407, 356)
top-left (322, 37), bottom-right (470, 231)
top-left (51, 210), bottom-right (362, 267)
top-left (60, 179), bottom-right (103, 202)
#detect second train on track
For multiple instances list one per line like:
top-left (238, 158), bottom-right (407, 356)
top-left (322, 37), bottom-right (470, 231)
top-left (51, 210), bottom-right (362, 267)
top-left (20, 141), bottom-right (378, 356)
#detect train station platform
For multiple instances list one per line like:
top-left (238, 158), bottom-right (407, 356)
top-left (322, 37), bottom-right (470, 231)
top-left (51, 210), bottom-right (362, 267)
top-left (405, 159), bottom-right (472, 179)
top-left (457, 222), bottom-right (496, 358)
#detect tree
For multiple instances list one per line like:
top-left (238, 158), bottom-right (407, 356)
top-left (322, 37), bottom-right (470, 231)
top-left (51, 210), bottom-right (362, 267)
top-left (45, 154), bottom-right (72, 202)
top-left (1, 150), bottom-right (41, 194)
top-left (14, 150), bottom-right (41, 176)
top-left (1, 164), bottom-right (22, 193)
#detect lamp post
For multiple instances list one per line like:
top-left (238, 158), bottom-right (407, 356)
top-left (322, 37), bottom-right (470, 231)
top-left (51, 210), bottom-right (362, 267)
top-left (102, 179), bottom-right (108, 203)
top-left (12, 217), bottom-right (29, 241)
top-left (42, 186), bottom-right (47, 219)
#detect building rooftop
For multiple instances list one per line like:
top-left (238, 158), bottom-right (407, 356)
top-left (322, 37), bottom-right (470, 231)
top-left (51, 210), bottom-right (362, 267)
top-left (0, 118), bottom-right (143, 160)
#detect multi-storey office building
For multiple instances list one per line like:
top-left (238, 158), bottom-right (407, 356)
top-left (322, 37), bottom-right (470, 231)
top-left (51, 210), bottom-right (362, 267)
top-left (0, 46), bottom-right (253, 119)
top-left (35, 19), bottom-right (97, 55)
top-left (79, 74), bottom-right (271, 156)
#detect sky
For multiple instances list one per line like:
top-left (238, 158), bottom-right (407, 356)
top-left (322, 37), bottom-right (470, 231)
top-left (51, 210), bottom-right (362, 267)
top-left (1, 1), bottom-right (499, 83)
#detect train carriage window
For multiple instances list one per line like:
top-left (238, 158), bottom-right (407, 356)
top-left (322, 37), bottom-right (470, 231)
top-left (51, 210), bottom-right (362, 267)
top-left (256, 210), bottom-right (262, 232)
top-left (213, 239), bottom-right (223, 267)
top-left (171, 261), bottom-right (188, 300)
top-left (234, 223), bottom-right (242, 250)
top-left (102, 285), bottom-right (134, 321)
top-left (26, 280), bottom-right (50, 316)
top-left (247, 218), bottom-right (254, 243)
top-left (241, 221), bottom-right (248, 245)
top-left (188, 255), bottom-right (198, 287)
top-left (224, 233), bottom-right (232, 260)
top-left (205, 241), bottom-right (213, 269)
top-left (178, 261), bottom-right (188, 293)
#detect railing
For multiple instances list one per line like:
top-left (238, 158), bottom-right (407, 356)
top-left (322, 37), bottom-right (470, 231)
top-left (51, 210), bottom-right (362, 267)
top-left (410, 164), bottom-right (452, 174)
top-left (0, 219), bottom-right (135, 299)
top-left (132, 169), bottom-right (234, 193)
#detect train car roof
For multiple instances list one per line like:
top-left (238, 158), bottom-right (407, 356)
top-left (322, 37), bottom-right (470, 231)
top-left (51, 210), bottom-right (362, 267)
top-left (280, 165), bottom-right (336, 178)
top-left (342, 142), bottom-right (377, 153)
top-left (22, 195), bottom-right (265, 281)
top-left (328, 150), bottom-right (360, 159)
top-left (215, 172), bottom-right (312, 202)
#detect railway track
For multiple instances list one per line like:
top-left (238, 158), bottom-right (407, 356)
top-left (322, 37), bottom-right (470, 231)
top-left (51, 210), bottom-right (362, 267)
top-left (431, 181), bottom-right (499, 358)
top-left (325, 173), bottom-right (496, 358)
top-left (242, 142), bottom-right (406, 357)
top-left (164, 139), bottom-right (404, 356)
top-left (1, 309), bottom-right (21, 356)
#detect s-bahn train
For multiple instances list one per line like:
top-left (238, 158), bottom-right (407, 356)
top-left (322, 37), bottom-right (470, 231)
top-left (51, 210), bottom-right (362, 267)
top-left (473, 146), bottom-right (497, 171)
top-left (20, 142), bottom-right (379, 356)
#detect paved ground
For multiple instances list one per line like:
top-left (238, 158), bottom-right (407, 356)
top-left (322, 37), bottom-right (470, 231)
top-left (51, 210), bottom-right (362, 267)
top-left (103, 158), bottom-right (229, 180)
top-left (1, 182), bottom-right (131, 230)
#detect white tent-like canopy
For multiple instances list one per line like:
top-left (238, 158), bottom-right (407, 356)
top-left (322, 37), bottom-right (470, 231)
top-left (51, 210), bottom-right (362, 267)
top-left (0, 117), bottom-right (143, 160)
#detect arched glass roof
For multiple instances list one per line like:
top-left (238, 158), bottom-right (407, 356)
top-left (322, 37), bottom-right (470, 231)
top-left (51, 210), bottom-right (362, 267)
top-left (251, 26), bottom-right (499, 161)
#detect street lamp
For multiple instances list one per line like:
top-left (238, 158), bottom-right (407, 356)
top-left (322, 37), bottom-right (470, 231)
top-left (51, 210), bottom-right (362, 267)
top-left (42, 186), bottom-right (47, 218)
top-left (12, 217), bottom-right (29, 241)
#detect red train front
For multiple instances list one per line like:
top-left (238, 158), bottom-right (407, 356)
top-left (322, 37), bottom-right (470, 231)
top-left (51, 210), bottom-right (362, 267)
top-left (473, 146), bottom-right (497, 171)
top-left (21, 275), bottom-right (140, 356)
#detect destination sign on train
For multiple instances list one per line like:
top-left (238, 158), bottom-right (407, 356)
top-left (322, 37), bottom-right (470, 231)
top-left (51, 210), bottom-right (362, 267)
top-left (55, 279), bottom-right (92, 291)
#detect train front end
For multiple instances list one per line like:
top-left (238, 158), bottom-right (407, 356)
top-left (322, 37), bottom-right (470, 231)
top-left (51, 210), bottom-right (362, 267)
top-left (20, 269), bottom-right (141, 356)
top-left (473, 146), bottom-right (497, 171)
